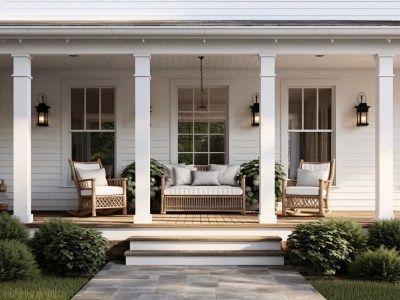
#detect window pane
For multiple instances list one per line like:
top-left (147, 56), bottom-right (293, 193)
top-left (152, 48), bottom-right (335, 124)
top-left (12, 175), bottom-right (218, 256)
top-left (288, 88), bottom-right (302, 130)
top-left (194, 153), bottom-right (208, 165)
top-left (194, 88), bottom-right (208, 112)
top-left (178, 135), bottom-right (193, 152)
top-left (178, 121), bottom-right (193, 134)
top-left (101, 88), bottom-right (115, 130)
top-left (71, 132), bottom-right (115, 177)
top-left (209, 87), bottom-right (227, 112)
top-left (304, 88), bottom-right (317, 129)
top-left (210, 122), bottom-right (225, 134)
top-left (194, 121), bottom-right (208, 134)
top-left (319, 88), bottom-right (332, 130)
top-left (210, 135), bottom-right (225, 152)
top-left (86, 88), bottom-right (100, 130)
top-left (210, 153), bottom-right (225, 164)
top-left (288, 132), bottom-right (331, 179)
top-left (71, 88), bottom-right (84, 129)
top-left (178, 153), bottom-right (193, 164)
top-left (178, 88), bottom-right (193, 111)
top-left (194, 135), bottom-right (208, 152)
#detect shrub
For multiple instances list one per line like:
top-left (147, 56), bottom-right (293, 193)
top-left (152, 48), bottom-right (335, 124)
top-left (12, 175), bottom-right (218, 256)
top-left (238, 159), bottom-right (285, 207)
top-left (0, 212), bottom-right (30, 244)
top-left (286, 221), bottom-right (352, 276)
top-left (42, 227), bottom-right (108, 276)
top-left (120, 158), bottom-right (166, 210)
top-left (349, 246), bottom-right (400, 282)
top-left (31, 219), bottom-right (81, 268)
top-left (0, 239), bottom-right (40, 281)
top-left (368, 219), bottom-right (400, 251)
top-left (324, 218), bottom-right (368, 257)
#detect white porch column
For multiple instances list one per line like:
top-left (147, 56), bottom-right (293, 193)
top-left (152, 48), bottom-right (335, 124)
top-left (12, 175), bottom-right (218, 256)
top-left (133, 54), bottom-right (152, 224)
top-left (258, 54), bottom-right (277, 224)
top-left (375, 55), bottom-right (395, 219)
top-left (12, 54), bottom-right (33, 223)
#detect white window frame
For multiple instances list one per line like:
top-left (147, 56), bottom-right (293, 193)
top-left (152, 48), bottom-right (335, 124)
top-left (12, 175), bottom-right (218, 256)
top-left (281, 79), bottom-right (337, 180)
top-left (61, 79), bottom-right (121, 187)
top-left (170, 79), bottom-right (232, 164)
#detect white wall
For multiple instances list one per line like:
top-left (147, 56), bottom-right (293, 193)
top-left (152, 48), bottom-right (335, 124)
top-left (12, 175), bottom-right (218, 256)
top-left (1, 62), bottom-right (400, 211)
top-left (1, 1), bottom-right (399, 21)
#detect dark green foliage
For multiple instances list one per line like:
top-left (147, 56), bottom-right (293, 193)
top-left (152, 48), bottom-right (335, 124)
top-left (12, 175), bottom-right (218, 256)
top-left (324, 218), bottom-right (368, 257)
top-left (311, 279), bottom-right (400, 300)
top-left (287, 221), bottom-right (352, 276)
top-left (0, 212), bottom-right (30, 244)
top-left (349, 246), bottom-right (400, 282)
top-left (120, 158), bottom-right (166, 210)
top-left (368, 218), bottom-right (400, 251)
top-left (0, 240), bottom-right (40, 281)
top-left (30, 219), bottom-right (81, 268)
top-left (42, 227), bottom-right (108, 276)
top-left (238, 159), bottom-right (285, 207)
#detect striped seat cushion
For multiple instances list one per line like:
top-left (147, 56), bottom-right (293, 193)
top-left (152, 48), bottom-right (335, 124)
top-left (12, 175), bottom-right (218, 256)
top-left (164, 185), bottom-right (243, 196)
top-left (286, 186), bottom-right (327, 197)
top-left (81, 186), bottom-right (123, 197)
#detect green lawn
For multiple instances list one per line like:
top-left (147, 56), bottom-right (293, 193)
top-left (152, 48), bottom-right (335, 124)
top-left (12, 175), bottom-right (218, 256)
top-left (311, 280), bottom-right (400, 300)
top-left (0, 275), bottom-right (89, 300)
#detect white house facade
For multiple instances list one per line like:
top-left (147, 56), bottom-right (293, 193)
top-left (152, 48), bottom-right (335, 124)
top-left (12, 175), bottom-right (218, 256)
top-left (0, 1), bottom-right (400, 224)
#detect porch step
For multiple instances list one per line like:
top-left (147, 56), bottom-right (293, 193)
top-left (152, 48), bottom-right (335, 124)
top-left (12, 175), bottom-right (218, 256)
top-left (125, 250), bottom-right (284, 266)
top-left (125, 236), bottom-right (284, 265)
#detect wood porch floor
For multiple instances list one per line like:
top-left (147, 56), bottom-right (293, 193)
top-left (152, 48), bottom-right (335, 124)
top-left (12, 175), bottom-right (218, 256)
top-left (29, 210), bottom-right (400, 228)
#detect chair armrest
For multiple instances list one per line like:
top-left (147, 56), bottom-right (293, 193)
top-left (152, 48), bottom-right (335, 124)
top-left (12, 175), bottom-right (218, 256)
top-left (78, 178), bottom-right (95, 190)
top-left (283, 177), bottom-right (298, 187)
top-left (240, 175), bottom-right (246, 190)
top-left (107, 178), bottom-right (127, 188)
top-left (161, 175), bottom-right (167, 191)
top-left (319, 179), bottom-right (332, 190)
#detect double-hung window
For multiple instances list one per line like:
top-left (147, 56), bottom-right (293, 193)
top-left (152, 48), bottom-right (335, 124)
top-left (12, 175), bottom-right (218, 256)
top-left (177, 87), bottom-right (227, 165)
top-left (288, 87), bottom-right (333, 178)
top-left (70, 87), bottom-right (115, 177)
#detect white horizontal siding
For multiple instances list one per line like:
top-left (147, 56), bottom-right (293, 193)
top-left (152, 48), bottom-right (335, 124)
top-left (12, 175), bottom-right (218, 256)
top-left (3, 1), bottom-right (400, 21)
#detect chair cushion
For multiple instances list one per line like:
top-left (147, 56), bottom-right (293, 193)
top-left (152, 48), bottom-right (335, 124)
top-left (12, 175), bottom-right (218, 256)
top-left (164, 163), bottom-right (186, 186)
top-left (302, 162), bottom-right (331, 171)
top-left (191, 170), bottom-right (220, 186)
top-left (286, 186), bottom-right (327, 197)
top-left (164, 185), bottom-right (243, 196)
top-left (76, 168), bottom-right (108, 187)
top-left (209, 164), bottom-right (240, 186)
top-left (174, 166), bottom-right (197, 185)
top-left (297, 168), bottom-right (330, 187)
top-left (81, 186), bottom-right (123, 197)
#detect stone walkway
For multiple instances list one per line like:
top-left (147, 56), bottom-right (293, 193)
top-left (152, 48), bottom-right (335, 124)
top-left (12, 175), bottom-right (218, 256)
top-left (72, 261), bottom-right (325, 300)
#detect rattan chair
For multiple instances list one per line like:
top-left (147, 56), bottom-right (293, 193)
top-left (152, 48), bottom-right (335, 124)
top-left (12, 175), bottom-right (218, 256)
top-left (69, 159), bottom-right (127, 217)
top-left (282, 159), bottom-right (335, 217)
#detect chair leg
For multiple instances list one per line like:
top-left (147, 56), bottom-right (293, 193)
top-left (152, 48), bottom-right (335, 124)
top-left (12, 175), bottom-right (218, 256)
top-left (92, 196), bottom-right (96, 217)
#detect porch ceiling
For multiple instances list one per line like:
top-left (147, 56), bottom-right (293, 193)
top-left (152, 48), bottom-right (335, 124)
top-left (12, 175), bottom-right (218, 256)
top-left (1, 54), bottom-right (400, 70)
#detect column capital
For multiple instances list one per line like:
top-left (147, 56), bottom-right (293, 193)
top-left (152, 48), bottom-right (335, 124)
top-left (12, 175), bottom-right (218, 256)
top-left (134, 55), bottom-right (151, 78)
top-left (11, 54), bottom-right (32, 59)
top-left (375, 55), bottom-right (394, 77)
top-left (133, 53), bottom-right (152, 59)
top-left (260, 55), bottom-right (276, 78)
top-left (12, 55), bottom-right (32, 79)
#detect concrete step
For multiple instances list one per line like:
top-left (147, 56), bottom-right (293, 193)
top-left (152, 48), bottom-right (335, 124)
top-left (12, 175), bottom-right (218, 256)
top-left (128, 236), bottom-right (282, 251)
top-left (125, 250), bottom-right (284, 266)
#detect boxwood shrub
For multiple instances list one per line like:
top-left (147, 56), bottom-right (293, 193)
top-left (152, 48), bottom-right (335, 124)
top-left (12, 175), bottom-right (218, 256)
top-left (0, 212), bottom-right (30, 244)
top-left (31, 219), bottom-right (107, 276)
top-left (349, 246), bottom-right (400, 282)
top-left (0, 239), bottom-right (40, 281)
top-left (368, 218), bottom-right (400, 251)
top-left (287, 221), bottom-right (352, 276)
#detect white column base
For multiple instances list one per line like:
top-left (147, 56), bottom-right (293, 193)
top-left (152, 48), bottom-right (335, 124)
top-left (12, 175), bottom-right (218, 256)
top-left (133, 214), bottom-right (152, 224)
top-left (374, 213), bottom-right (395, 220)
top-left (258, 213), bottom-right (277, 224)
top-left (13, 213), bottom-right (33, 224)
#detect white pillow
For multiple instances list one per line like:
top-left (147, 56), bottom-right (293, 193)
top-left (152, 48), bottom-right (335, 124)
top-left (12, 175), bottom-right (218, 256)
top-left (75, 168), bottom-right (108, 187)
top-left (164, 163), bottom-right (186, 186)
top-left (191, 170), bottom-right (220, 186)
top-left (297, 168), bottom-right (330, 187)
top-left (209, 164), bottom-right (241, 186)
top-left (174, 166), bottom-right (197, 185)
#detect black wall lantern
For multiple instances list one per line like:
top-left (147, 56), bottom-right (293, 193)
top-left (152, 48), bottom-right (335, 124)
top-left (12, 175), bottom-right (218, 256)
top-left (250, 92), bottom-right (260, 127)
top-left (35, 93), bottom-right (50, 127)
top-left (355, 92), bottom-right (370, 127)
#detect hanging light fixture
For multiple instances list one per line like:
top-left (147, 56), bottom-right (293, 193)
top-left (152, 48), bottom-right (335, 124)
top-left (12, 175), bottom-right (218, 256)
top-left (355, 92), bottom-right (370, 127)
top-left (197, 56), bottom-right (207, 111)
top-left (250, 92), bottom-right (260, 127)
top-left (35, 93), bottom-right (51, 127)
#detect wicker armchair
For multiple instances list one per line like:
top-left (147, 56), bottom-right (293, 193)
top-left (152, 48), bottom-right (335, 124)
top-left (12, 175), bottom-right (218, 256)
top-left (282, 159), bottom-right (335, 217)
top-left (68, 159), bottom-right (127, 217)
